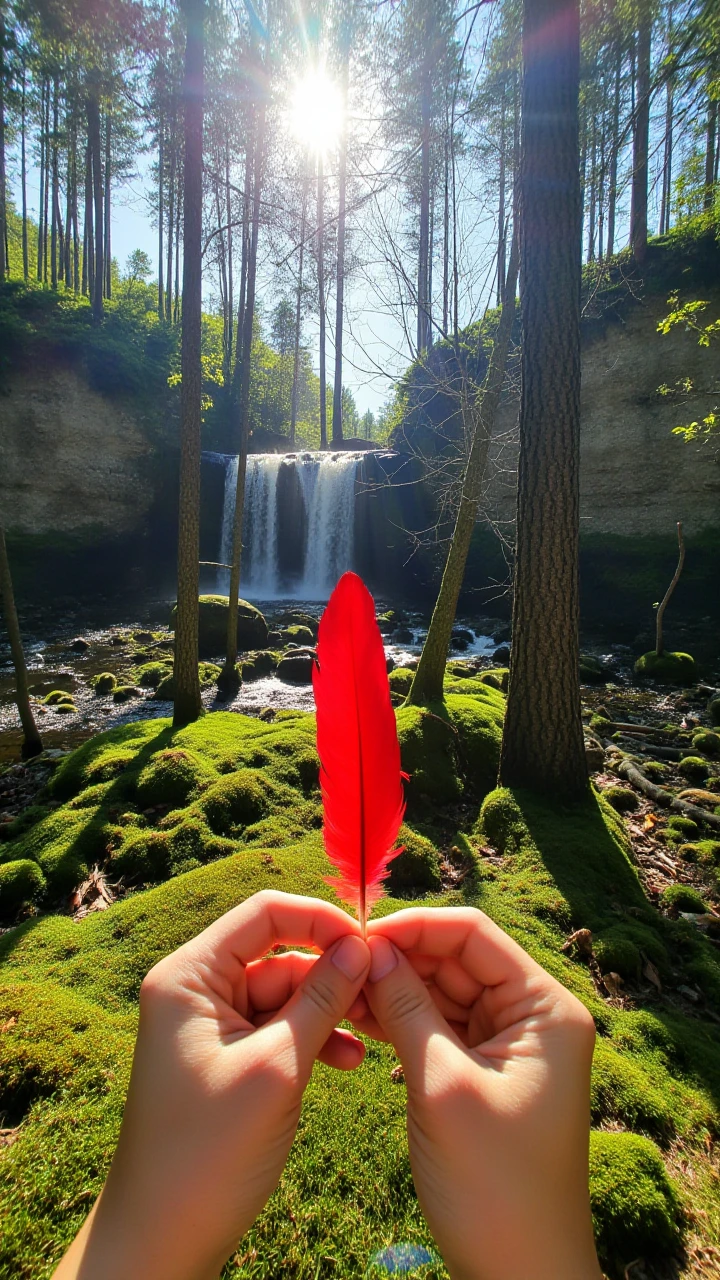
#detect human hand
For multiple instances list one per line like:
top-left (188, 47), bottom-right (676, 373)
top-left (53, 890), bottom-right (370, 1280)
top-left (354, 907), bottom-right (602, 1280)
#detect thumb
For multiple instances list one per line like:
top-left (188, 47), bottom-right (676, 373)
top-left (364, 936), bottom-right (458, 1089)
top-left (273, 934), bottom-right (371, 1079)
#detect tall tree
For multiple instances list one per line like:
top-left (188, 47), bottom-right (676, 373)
top-left (316, 150), bottom-right (327, 448)
top-left (498, 0), bottom-right (588, 798)
top-left (407, 232), bottom-right (520, 708)
top-left (630, 0), bottom-right (651, 262)
top-left (173, 0), bottom-right (205, 728)
top-left (331, 46), bottom-right (349, 446)
top-left (0, 529), bottom-right (43, 759)
top-left (0, 6), bottom-right (7, 279)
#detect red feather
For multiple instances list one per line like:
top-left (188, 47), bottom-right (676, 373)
top-left (313, 572), bottom-right (405, 933)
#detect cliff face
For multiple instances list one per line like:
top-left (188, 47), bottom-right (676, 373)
top-left (487, 289), bottom-right (720, 537)
top-left (0, 361), bottom-right (155, 536)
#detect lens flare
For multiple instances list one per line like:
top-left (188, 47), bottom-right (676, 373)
top-left (288, 67), bottom-right (344, 155)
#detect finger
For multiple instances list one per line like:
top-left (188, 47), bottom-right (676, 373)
top-left (316, 1027), bottom-right (366, 1071)
top-left (179, 890), bottom-right (361, 979)
top-left (246, 951), bottom-right (317, 1012)
top-left (364, 936), bottom-right (462, 1089)
top-left (368, 906), bottom-right (548, 989)
top-left (264, 934), bottom-right (371, 1079)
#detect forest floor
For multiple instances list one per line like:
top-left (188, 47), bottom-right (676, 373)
top-left (0, 604), bottom-right (719, 1280)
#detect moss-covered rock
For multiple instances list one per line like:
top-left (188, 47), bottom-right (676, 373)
top-left (133, 661), bottom-right (173, 689)
top-left (42, 690), bottom-right (74, 706)
top-left (678, 755), bottom-right (711, 782)
top-left (594, 930), bottom-right (643, 981)
top-left (708, 696), bottom-right (720, 727)
top-left (170, 595), bottom-right (268, 659)
top-left (277, 652), bottom-right (314, 684)
top-left (0, 859), bottom-right (47, 916)
top-left (387, 667), bottom-right (414, 697)
top-left (692, 730), bottom-right (720, 757)
top-left (396, 689), bottom-right (504, 807)
top-left (579, 654), bottom-right (607, 684)
top-left (152, 663), bottom-right (222, 701)
top-left (135, 748), bottom-right (217, 810)
top-left (478, 667), bottom-right (508, 692)
top-left (663, 815), bottom-right (700, 842)
top-left (199, 770), bottom-right (282, 836)
top-left (589, 1131), bottom-right (681, 1265)
top-left (90, 672), bottom-right (117, 695)
top-left (634, 650), bottom-right (697, 685)
top-left (642, 759), bottom-right (670, 780)
top-left (281, 625), bottom-right (315, 646)
top-left (53, 701), bottom-right (78, 715)
top-left (661, 883), bottom-right (707, 914)
top-left (112, 686), bottom-right (138, 704)
top-left (386, 826), bottom-right (442, 894)
top-left (602, 786), bottom-right (640, 814)
top-left (241, 650), bottom-right (278, 681)
top-left (591, 1040), bottom-right (675, 1140)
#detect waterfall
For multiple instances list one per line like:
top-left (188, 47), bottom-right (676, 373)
top-left (213, 451), bottom-right (362, 600)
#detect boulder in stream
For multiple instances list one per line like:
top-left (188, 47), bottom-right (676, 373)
top-left (170, 596), bottom-right (268, 658)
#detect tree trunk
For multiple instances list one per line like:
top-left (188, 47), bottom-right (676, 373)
top-left (43, 82), bottom-right (50, 282)
top-left (83, 140), bottom-right (93, 297)
top-left (51, 80), bottom-right (59, 289)
top-left (87, 84), bottom-right (104, 320)
top-left (223, 88), bottom-right (266, 678)
top-left (417, 76), bottom-right (431, 356)
top-left (224, 137), bottom-right (233, 381)
top-left (497, 94), bottom-right (507, 306)
top-left (158, 106), bottom-right (164, 318)
top-left (630, 1), bottom-right (651, 263)
top-left (290, 170), bottom-right (308, 449)
top-left (587, 118), bottom-right (597, 261)
top-left (607, 51), bottom-right (621, 258)
top-left (0, 13), bottom-right (6, 279)
top-left (406, 233), bottom-right (520, 708)
top-left (0, 529), bottom-right (43, 760)
top-left (166, 120), bottom-right (175, 322)
top-left (332, 60), bottom-right (349, 447)
top-left (317, 152), bottom-right (327, 449)
top-left (498, 0), bottom-right (588, 799)
top-left (71, 133), bottom-right (80, 290)
top-left (173, 0), bottom-right (205, 728)
top-left (443, 126), bottom-right (450, 333)
top-left (21, 60), bottom-right (29, 280)
top-left (231, 140), bottom-right (252, 405)
top-left (174, 194), bottom-right (181, 323)
top-left (64, 124), bottom-right (72, 287)
top-left (104, 114), bottom-right (112, 297)
top-left (38, 81), bottom-right (46, 281)
top-left (704, 93), bottom-right (717, 211)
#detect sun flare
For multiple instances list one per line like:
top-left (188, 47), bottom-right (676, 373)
top-left (288, 67), bottom-right (344, 155)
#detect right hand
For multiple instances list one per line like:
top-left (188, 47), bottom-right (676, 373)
top-left (351, 907), bottom-right (603, 1280)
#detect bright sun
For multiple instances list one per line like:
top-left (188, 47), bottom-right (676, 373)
top-left (289, 68), bottom-right (344, 155)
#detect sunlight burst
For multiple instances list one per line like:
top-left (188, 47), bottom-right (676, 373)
top-left (288, 68), bottom-right (344, 155)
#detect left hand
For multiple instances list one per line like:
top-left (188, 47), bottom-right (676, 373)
top-left (53, 890), bottom-right (370, 1280)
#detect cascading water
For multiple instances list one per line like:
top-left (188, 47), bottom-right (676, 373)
top-left (215, 451), bottom-right (363, 600)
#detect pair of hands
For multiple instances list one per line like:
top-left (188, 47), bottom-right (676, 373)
top-left (55, 890), bottom-right (603, 1280)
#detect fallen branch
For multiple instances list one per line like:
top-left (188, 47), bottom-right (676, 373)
top-left (617, 759), bottom-right (720, 831)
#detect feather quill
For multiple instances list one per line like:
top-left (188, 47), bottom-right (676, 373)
top-left (313, 572), bottom-right (405, 935)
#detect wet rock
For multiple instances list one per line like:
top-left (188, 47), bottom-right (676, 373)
top-left (386, 655), bottom-right (395, 673)
top-left (133, 631), bottom-right (154, 644)
top-left (170, 595), bottom-right (268, 659)
top-left (69, 638), bottom-right (90, 653)
top-left (277, 652), bottom-right (315, 684)
top-left (493, 644), bottom-right (510, 664)
top-left (492, 625), bottom-right (511, 643)
top-left (452, 628), bottom-right (475, 645)
top-left (391, 627), bottom-right (414, 645)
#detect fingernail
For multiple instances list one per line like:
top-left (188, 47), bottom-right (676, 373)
top-left (369, 937), bottom-right (398, 983)
top-left (331, 936), bottom-right (369, 982)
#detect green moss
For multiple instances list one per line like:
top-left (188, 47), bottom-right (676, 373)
top-left (602, 786), bottom-right (639, 813)
top-left (643, 760), bottom-right (670, 780)
top-left (388, 667), bottom-right (415, 697)
top-left (589, 1131), bottom-right (681, 1265)
top-left (395, 690), bottom-right (503, 808)
top-left (112, 686), bottom-right (138, 704)
top-left (152, 663), bottom-right (221, 701)
top-left (664, 815), bottom-right (700, 841)
top-left (170, 596), bottom-right (268, 658)
top-left (0, 859), bottom-right (47, 916)
top-left (90, 673), bottom-right (117, 695)
top-left (54, 701), bottom-right (78, 715)
top-left (591, 1040), bottom-right (675, 1140)
top-left (692, 730), bottom-right (720, 757)
top-left (41, 690), bottom-right (74, 706)
top-left (282, 624), bottom-right (315, 646)
top-left (661, 883), bottom-right (707, 914)
top-left (580, 654), bottom-right (607, 684)
top-left (135, 748), bottom-right (217, 810)
top-left (634, 651), bottom-right (697, 685)
top-left (678, 755), bottom-right (711, 782)
top-left (478, 667), bottom-right (508, 692)
top-left (132, 661), bottom-right (173, 689)
top-left (241, 650), bottom-right (278, 680)
top-left (198, 770), bottom-right (288, 836)
top-left (594, 932), bottom-right (642, 981)
top-left (386, 826), bottom-right (442, 894)
top-left (590, 714), bottom-right (613, 733)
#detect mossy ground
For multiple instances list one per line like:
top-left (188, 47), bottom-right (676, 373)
top-left (1, 672), bottom-right (719, 1279)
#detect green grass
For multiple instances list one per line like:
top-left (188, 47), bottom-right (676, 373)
top-left (1, 677), bottom-right (719, 1278)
